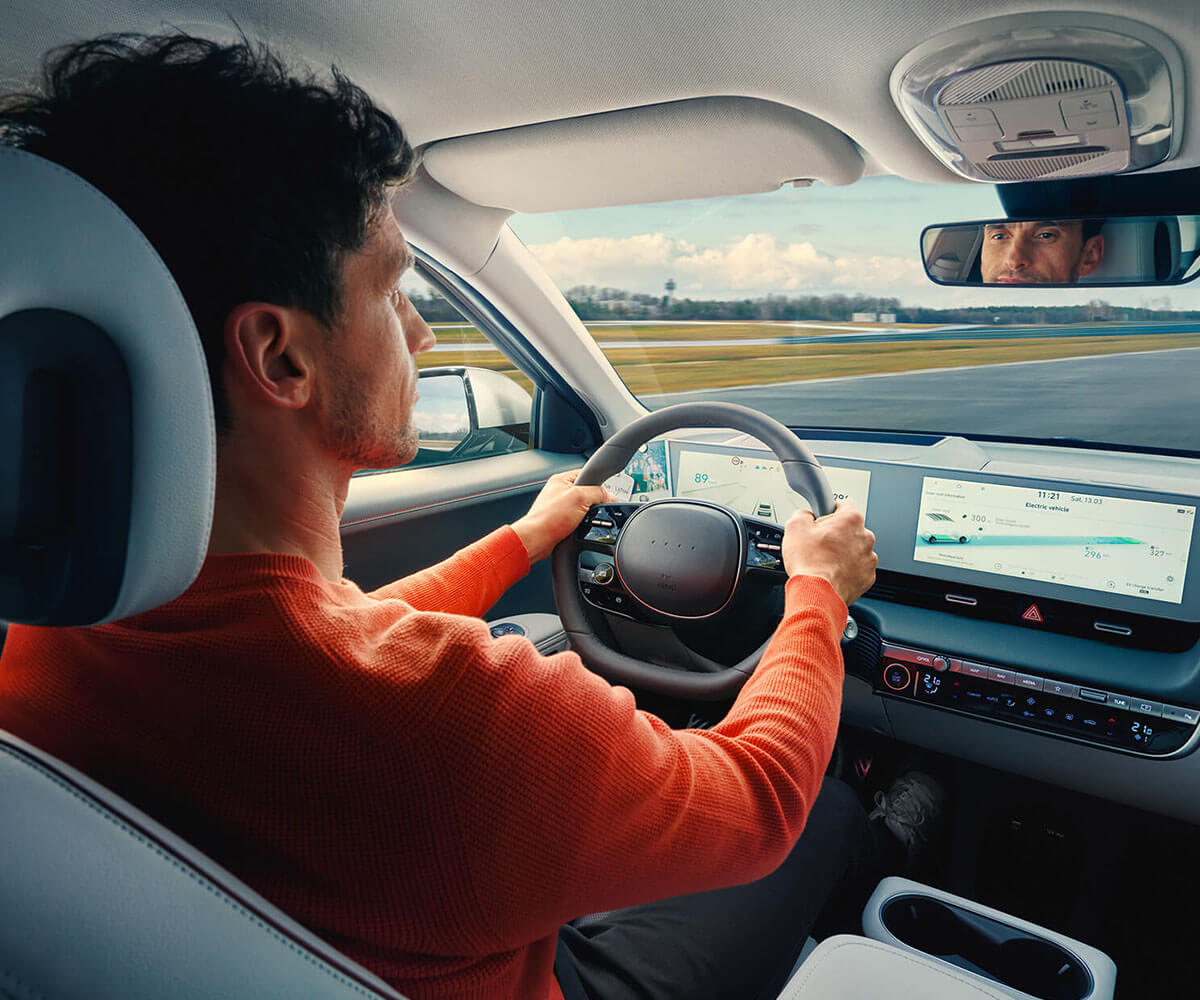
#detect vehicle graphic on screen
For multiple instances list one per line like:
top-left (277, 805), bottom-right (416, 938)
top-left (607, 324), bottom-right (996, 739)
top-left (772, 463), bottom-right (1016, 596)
top-left (923, 512), bottom-right (971, 544)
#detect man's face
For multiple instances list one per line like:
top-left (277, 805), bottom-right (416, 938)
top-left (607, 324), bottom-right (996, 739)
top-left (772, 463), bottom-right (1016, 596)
top-left (980, 221), bottom-right (1104, 284)
top-left (318, 207), bottom-right (436, 470)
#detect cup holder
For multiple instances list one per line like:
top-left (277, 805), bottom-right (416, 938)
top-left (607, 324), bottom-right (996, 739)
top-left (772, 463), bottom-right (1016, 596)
top-left (881, 895), bottom-right (1092, 1000)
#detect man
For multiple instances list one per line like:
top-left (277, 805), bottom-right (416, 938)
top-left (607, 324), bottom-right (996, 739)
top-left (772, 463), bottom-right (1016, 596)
top-left (981, 219), bottom-right (1105, 284)
top-left (0, 33), bottom-right (881, 1000)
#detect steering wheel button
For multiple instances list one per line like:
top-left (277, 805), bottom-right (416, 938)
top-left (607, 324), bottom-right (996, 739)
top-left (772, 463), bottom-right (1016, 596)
top-left (592, 563), bottom-right (614, 585)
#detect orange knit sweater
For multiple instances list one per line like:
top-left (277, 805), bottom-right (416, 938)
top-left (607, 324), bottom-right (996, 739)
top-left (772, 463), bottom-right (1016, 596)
top-left (0, 525), bottom-right (846, 999)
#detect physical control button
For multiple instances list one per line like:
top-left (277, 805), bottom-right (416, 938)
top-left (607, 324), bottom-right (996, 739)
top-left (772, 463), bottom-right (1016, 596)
top-left (1043, 679), bottom-right (1079, 699)
top-left (1014, 674), bottom-right (1043, 691)
top-left (488, 622), bottom-right (526, 638)
top-left (1029, 135), bottom-right (1080, 148)
top-left (884, 663), bottom-right (912, 692)
top-left (1066, 111), bottom-right (1119, 131)
top-left (1128, 697), bottom-right (1162, 718)
top-left (585, 526), bottom-right (618, 544)
top-left (1163, 704), bottom-right (1200, 726)
top-left (932, 656), bottom-right (949, 672)
top-left (1079, 688), bottom-right (1108, 703)
top-left (988, 667), bottom-right (1017, 685)
top-left (955, 123), bottom-right (1003, 142)
top-left (1105, 692), bottom-right (1131, 711)
top-left (945, 107), bottom-right (1000, 128)
top-left (961, 661), bottom-right (989, 679)
top-left (592, 562), bottom-right (615, 585)
top-left (1059, 93), bottom-right (1115, 118)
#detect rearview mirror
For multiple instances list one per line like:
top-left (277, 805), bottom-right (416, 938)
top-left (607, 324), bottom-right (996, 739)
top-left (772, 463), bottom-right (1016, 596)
top-left (921, 215), bottom-right (1200, 287)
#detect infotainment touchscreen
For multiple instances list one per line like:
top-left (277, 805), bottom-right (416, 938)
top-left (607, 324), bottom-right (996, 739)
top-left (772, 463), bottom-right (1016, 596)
top-left (675, 448), bottom-right (870, 522)
top-left (914, 477), bottom-right (1195, 604)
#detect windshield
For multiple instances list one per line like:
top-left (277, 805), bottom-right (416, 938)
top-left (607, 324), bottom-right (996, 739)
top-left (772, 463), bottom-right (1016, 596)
top-left (508, 176), bottom-right (1200, 454)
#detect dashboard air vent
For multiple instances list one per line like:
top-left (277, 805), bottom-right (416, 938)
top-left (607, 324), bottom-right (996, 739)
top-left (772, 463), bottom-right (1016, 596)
top-left (843, 619), bottom-right (881, 680)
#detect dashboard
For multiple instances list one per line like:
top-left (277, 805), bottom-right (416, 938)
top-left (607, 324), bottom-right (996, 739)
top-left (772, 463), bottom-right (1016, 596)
top-left (597, 429), bottom-right (1200, 823)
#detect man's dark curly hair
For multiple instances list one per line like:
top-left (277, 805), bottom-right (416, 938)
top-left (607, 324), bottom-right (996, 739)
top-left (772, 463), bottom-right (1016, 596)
top-left (0, 32), bottom-right (416, 430)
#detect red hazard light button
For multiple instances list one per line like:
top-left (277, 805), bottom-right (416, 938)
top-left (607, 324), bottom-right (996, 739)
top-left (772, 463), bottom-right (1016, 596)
top-left (1022, 603), bottom-right (1044, 623)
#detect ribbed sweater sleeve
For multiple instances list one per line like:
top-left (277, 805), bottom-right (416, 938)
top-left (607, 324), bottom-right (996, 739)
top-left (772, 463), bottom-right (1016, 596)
top-left (367, 525), bottom-right (530, 616)
top-left (425, 573), bottom-right (847, 949)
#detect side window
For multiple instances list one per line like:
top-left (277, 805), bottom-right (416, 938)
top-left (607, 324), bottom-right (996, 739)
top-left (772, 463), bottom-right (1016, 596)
top-left (356, 267), bottom-right (532, 475)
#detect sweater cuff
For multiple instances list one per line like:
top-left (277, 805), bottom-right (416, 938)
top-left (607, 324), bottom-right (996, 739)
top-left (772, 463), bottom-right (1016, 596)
top-left (783, 574), bottom-right (848, 631)
top-left (484, 524), bottom-right (532, 590)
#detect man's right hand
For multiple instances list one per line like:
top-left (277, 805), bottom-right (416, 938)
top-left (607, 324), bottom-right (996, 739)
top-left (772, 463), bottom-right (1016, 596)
top-left (781, 499), bottom-right (877, 606)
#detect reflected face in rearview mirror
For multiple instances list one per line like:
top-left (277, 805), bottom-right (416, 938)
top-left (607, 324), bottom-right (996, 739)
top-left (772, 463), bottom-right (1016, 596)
top-left (923, 214), bottom-right (1200, 287)
top-left (980, 220), bottom-right (1105, 284)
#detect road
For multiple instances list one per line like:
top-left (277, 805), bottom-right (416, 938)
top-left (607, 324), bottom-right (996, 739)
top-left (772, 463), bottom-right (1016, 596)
top-left (649, 346), bottom-right (1200, 453)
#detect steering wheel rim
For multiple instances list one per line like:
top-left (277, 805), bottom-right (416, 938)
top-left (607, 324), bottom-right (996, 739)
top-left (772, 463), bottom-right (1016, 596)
top-left (552, 401), bottom-right (834, 699)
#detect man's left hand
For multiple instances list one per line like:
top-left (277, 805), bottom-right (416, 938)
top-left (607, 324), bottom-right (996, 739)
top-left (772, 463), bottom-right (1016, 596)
top-left (511, 471), bottom-right (613, 563)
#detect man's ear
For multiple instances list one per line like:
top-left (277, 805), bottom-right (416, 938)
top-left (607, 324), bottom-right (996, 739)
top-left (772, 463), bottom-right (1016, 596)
top-left (1078, 235), bottom-right (1105, 277)
top-left (223, 303), bottom-right (317, 410)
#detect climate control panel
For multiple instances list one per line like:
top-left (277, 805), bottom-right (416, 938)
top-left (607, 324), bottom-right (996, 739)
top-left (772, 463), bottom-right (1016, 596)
top-left (876, 643), bottom-right (1200, 757)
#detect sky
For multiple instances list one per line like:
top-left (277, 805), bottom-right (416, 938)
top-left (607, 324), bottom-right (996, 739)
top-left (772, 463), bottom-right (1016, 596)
top-left (506, 175), bottom-right (1198, 311)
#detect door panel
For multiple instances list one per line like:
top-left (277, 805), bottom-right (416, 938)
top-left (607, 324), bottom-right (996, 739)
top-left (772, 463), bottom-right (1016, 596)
top-left (341, 449), bottom-right (583, 618)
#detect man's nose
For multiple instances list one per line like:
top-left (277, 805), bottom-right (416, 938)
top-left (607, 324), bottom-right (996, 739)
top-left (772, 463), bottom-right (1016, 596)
top-left (408, 309), bottom-right (437, 357)
top-left (1005, 238), bottom-right (1032, 269)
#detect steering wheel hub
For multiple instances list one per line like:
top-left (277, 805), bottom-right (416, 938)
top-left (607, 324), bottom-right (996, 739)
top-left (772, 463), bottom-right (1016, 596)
top-left (614, 501), bottom-right (742, 618)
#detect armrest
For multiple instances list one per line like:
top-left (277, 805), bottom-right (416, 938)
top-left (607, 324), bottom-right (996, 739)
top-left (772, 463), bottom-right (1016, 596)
top-left (487, 612), bottom-right (568, 654)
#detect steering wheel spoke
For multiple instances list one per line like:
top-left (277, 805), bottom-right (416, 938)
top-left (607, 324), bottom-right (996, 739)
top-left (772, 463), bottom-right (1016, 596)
top-left (575, 502), bottom-right (640, 549)
top-left (743, 517), bottom-right (788, 579)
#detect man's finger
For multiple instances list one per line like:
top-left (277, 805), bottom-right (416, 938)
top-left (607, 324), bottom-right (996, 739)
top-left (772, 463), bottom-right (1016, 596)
top-left (576, 485), bottom-right (612, 504)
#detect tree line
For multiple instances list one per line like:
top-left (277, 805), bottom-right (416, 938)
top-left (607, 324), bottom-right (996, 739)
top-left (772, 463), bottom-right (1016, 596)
top-left (409, 287), bottom-right (1200, 326)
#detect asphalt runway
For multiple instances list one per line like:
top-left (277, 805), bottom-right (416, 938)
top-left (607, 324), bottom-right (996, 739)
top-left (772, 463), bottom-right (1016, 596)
top-left (648, 346), bottom-right (1200, 453)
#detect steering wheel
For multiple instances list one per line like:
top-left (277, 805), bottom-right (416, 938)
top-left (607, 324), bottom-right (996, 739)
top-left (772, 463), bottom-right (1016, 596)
top-left (551, 402), bottom-right (834, 700)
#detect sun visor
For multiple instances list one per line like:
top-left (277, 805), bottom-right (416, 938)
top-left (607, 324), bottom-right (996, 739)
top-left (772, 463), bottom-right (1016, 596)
top-left (420, 96), bottom-right (864, 213)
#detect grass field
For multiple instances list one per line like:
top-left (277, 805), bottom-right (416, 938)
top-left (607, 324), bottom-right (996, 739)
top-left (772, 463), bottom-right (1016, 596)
top-left (419, 322), bottom-right (1200, 397)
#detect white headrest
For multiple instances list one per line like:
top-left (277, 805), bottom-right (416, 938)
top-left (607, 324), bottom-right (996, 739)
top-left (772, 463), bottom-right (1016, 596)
top-left (0, 148), bottom-right (214, 623)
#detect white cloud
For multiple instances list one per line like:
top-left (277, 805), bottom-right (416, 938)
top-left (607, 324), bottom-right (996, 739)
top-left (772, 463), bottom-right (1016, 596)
top-left (526, 231), bottom-right (925, 298)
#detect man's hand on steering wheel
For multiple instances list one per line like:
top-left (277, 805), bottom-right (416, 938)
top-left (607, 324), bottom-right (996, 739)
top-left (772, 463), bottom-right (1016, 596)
top-left (511, 471), bottom-right (614, 563)
top-left (781, 500), bottom-right (877, 607)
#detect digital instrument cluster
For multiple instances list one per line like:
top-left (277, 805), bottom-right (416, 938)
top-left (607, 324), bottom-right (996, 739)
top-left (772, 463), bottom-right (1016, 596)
top-left (603, 438), bottom-right (871, 522)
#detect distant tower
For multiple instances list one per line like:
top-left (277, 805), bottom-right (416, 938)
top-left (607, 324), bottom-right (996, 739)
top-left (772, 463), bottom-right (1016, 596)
top-left (664, 278), bottom-right (676, 304)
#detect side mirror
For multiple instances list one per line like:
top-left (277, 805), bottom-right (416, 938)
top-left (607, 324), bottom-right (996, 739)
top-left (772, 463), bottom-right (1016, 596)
top-left (413, 366), bottom-right (531, 464)
top-left (921, 215), bottom-right (1200, 287)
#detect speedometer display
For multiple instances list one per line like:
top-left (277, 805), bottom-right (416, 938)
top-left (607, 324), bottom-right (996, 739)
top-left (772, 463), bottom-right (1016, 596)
top-left (914, 477), bottom-right (1195, 604)
top-left (674, 448), bottom-right (870, 522)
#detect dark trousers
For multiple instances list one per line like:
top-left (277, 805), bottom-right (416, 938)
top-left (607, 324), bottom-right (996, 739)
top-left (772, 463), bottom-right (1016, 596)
top-left (555, 777), bottom-right (871, 1000)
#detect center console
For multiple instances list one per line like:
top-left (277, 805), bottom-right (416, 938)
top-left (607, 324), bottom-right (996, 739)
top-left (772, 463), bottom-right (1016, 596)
top-left (875, 641), bottom-right (1200, 756)
top-left (862, 877), bottom-right (1117, 1000)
